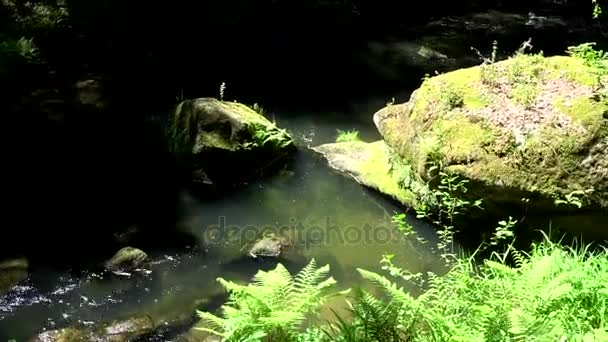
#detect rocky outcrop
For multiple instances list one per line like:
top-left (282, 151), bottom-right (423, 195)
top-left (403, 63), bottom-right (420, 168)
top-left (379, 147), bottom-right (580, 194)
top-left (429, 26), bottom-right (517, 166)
top-left (168, 98), bottom-right (296, 187)
top-left (374, 55), bottom-right (607, 213)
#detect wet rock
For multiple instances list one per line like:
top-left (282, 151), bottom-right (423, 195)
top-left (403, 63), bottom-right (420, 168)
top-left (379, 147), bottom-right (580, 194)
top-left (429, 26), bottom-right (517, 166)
top-left (104, 247), bottom-right (148, 273)
top-left (248, 233), bottom-right (290, 258)
top-left (168, 98), bottom-right (296, 187)
top-left (32, 316), bottom-right (154, 342)
top-left (0, 258), bottom-right (28, 295)
top-left (74, 78), bottom-right (106, 110)
top-left (312, 141), bottom-right (423, 209)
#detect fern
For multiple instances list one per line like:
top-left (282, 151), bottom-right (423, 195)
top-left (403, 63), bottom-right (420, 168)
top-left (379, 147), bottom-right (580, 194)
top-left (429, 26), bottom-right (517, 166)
top-left (196, 259), bottom-right (341, 341)
top-left (337, 236), bottom-right (608, 342)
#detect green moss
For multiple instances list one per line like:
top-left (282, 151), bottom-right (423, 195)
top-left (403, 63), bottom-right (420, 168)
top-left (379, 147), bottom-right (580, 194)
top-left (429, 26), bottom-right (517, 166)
top-left (379, 54), bottom-right (608, 209)
top-left (554, 96), bottom-right (608, 131)
top-left (425, 115), bottom-right (495, 167)
top-left (412, 67), bottom-right (489, 121)
top-left (358, 141), bottom-right (421, 207)
top-left (545, 56), bottom-right (602, 87)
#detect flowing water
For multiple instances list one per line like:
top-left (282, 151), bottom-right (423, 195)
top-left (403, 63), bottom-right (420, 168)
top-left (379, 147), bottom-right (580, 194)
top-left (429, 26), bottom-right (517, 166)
top-left (0, 95), bottom-right (445, 341)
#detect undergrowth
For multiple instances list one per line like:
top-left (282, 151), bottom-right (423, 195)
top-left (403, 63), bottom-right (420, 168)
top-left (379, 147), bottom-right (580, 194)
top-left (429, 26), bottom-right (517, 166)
top-left (335, 129), bottom-right (361, 143)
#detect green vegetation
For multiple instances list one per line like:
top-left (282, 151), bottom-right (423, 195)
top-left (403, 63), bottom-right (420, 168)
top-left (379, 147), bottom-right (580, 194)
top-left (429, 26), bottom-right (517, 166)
top-left (195, 259), bottom-right (345, 341)
top-left (193, 173), bottom-right (608, 341)
top-left (380, 44), bottom-right (608, 210)
top-left (341, 236), bottom-right (608, 341)
top-left (335, 130), bottom-right (361, 143)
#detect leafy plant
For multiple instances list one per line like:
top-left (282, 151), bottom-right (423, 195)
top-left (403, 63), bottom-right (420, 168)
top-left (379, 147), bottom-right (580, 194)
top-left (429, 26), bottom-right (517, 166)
top-left (195, 259), bottom-right (344, 341)
top-left (554, 189), bottom-right (593, 209)
top-left (349, 235), bottom-right (608, 341)
top-left (490, 216), bottom-right (517, 246)
top-left (475, 40), bottom-right (501, 87)
top-left (416, 166), bottom-right (483, 263)
top-left (335, 129), bottom-right (360, 143)
top-left (244, 123), bottom-right (293, 151)
top-left (593, 0), bottom-right (603, 18)
top-left (323, 289), bottom-right (407, 342)
top-left (567, 42), bottom-right (608, 73)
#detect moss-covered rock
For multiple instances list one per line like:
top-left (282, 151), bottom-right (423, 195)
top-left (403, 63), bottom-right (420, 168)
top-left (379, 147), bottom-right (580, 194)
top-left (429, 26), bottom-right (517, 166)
top-left (312, 141), bottom-right (425, 208)
top-left (104, 247), bottom-right (148, 273)
top-left (168, 98), bottom-right (296, 186)
top-left (374, 54), bottom-right (608, 213)
top-left (32, 316), bottom-right (155, 342)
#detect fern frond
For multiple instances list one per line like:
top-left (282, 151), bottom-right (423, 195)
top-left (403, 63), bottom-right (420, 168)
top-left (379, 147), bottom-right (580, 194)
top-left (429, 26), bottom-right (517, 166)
top-left (195, 310), bottom-right (227, 337)
top-left (357, 268), bottom-right (417, 308)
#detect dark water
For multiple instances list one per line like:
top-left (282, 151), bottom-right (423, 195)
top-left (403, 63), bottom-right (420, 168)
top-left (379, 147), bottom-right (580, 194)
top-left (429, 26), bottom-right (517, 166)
top-left (0, 95), bottom-right (444, 341)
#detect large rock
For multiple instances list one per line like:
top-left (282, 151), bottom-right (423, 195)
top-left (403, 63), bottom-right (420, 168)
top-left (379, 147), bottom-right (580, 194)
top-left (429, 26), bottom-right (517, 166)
top-left (32, 316), bottom-right (155, 342)
top-left (104, 247), bottom-right (148, 273)
top-left (0, 258), bottom-right (28, 295)
top-left (168, 98), bottom-right (296, 186)
top-left (374, 54), bottom-right (608, 214)
top-left (312, 141), bottom-right (422, 208)
top-left (247, 233), bottom-right (290, 258)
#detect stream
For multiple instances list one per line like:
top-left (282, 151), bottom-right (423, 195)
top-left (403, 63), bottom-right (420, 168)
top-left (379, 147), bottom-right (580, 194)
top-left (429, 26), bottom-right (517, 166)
top-left (0, 95), bottom-right (444, 341)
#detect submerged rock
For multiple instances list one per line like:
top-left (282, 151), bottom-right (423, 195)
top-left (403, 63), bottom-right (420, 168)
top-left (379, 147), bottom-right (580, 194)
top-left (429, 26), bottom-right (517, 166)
top-left (248, 234), bottom-right (290, 258)
top-left (168, 98), bottom-right (296, 187)
top-left (32, 316), bottom-right (154, 342)
top-left (104, 247), bottom-right (148, 273)
top-left (0, 258), bottom-right (28, 295)
top-left (374, 55), bottom-right (607, 214)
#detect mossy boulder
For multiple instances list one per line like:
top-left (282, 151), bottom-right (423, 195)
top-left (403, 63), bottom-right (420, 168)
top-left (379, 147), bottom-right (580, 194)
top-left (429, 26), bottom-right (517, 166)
top-left (104, 247), bottom-right (148, 273)
top-left (374, 54), bottom-right (608, 214)
top-left (32, 316), bottom-right (155, 342)
top-left (312, 141), bottom-right (423, 208)
top-left (0, 258), bottom-right (28, 295)
top-left (169, 98), bottom-right (296, 186)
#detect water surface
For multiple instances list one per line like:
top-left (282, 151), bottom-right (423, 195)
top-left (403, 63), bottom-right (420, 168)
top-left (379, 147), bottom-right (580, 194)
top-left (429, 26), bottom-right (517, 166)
top-left (0, 98), bottom-right (443, 341)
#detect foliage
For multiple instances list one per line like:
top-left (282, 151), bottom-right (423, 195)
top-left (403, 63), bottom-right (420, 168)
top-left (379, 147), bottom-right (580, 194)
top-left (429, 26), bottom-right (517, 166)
top-left (244, 123), bottom-right (293, 151)
top-left (349, 235), bottom-right (608, 341)
top-left (554, 189), bottom-right (594, 209)
top-left (0, 36), bottom-right (40, 63)
top-left (567, 43), bottom-right (608, 73)
top-left (323, 289), bottom-right (407, 342)
top-left (195, 259), bottom-right (344, 341)
top-left (593, 0), bottom-right (603, 18)
top-left (335, 129), bottom-right (361, 143)
top-left (415, 166), bottom-right (483, 263)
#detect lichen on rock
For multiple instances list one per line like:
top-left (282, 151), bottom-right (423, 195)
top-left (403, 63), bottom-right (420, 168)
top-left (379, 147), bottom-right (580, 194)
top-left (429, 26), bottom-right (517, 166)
top-left (374, 54), bottom-right (608, 211)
